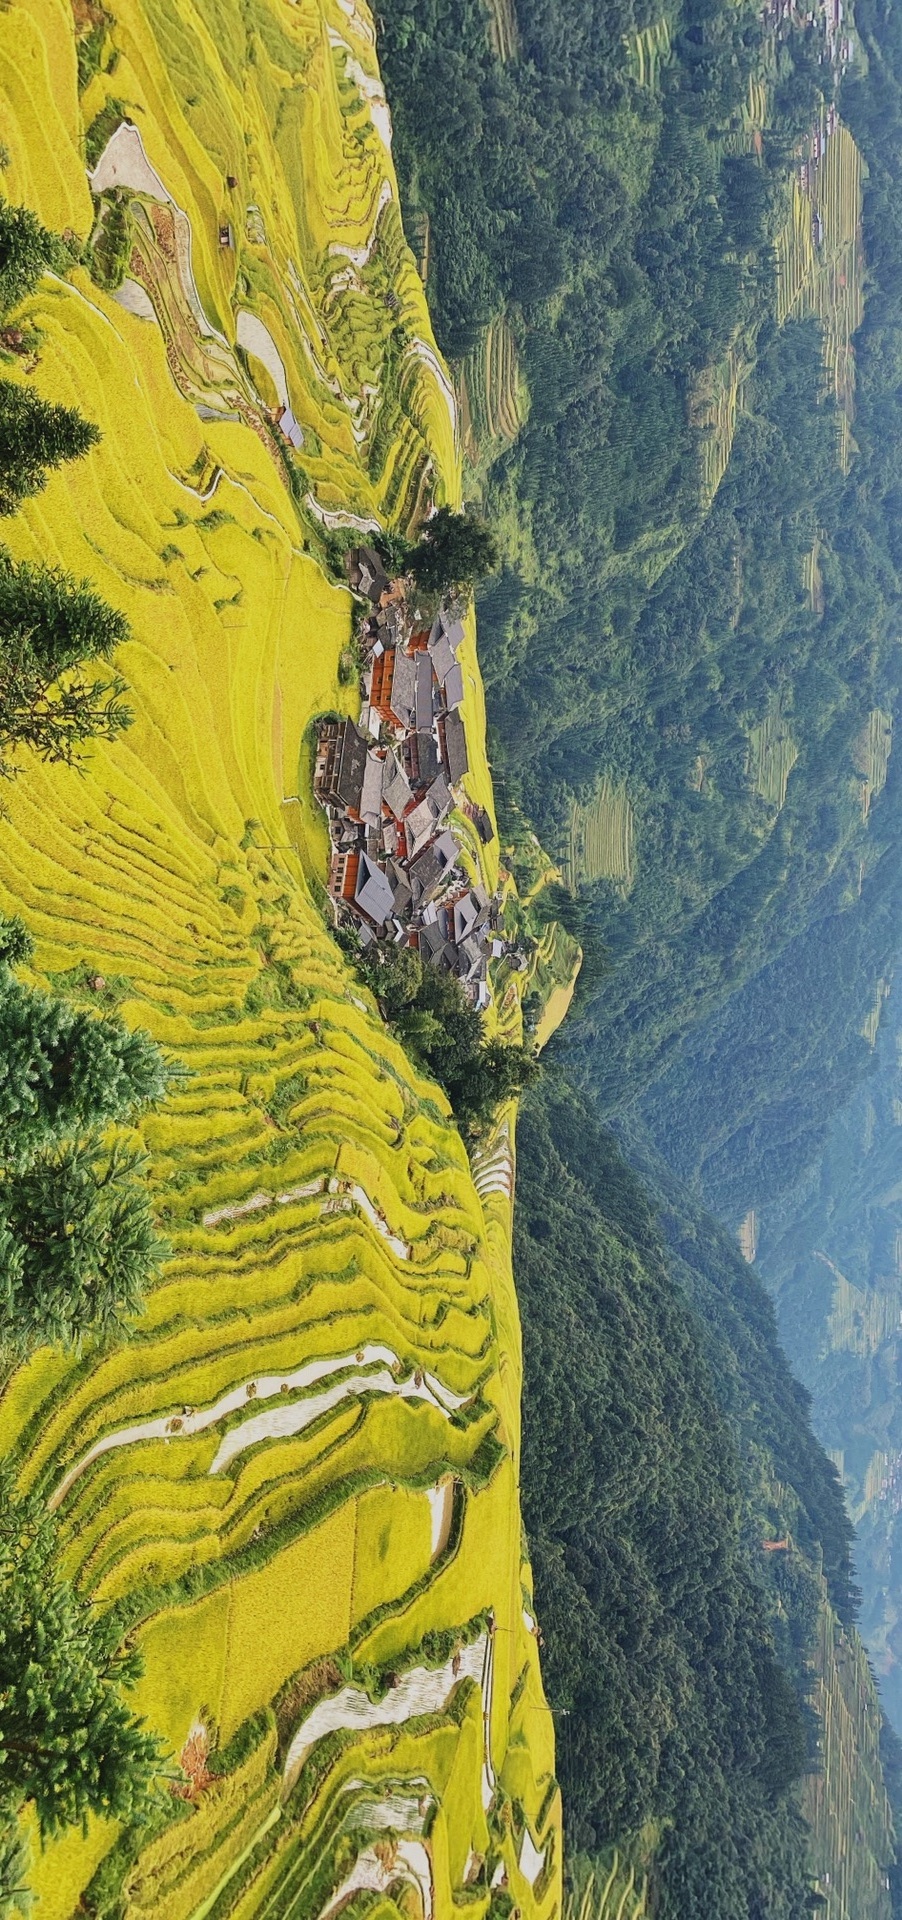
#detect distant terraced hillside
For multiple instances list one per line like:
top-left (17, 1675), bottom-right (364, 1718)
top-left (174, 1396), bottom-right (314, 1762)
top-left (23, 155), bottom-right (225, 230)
top-left (0, 2), bottom-right (562, 1914)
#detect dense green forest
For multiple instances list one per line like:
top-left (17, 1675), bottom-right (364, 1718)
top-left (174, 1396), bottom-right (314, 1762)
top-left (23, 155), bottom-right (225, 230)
top-left (631, 0), bottom-right (902, 1199)
top-left (516, 1074), bottom-right (862, 1917)
top-left (383, 0), bottom-right (902, 1117)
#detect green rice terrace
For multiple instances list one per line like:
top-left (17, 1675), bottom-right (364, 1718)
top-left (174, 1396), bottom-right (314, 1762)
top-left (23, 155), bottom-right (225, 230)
top-left (803, 1591), bottom-right (895, 1920)
top-left (458, 318), bottom-right (524, 477)
top-left (565, 781), bottom-right (635, 892)
top-left (748, 706), bottom-right (799, 810)
top-left (777, 113), bottom-right (864, 471)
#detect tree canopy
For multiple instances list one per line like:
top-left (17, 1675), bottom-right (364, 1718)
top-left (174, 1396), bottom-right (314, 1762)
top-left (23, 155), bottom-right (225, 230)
top-left (0, 915), bottom-right (168, 1351)
top-left (0, 553), bottom-right (131, 772)
top-left (0, 1472), bottom-right (160, 1841)
top-left (351, 938), bottom-right (537, 1130)
top-left (406, 506), bottom-right (498, 595)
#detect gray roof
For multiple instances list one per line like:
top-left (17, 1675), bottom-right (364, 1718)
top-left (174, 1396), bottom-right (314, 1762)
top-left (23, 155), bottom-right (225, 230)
top-left (409, 842), bottom-right (446, 898)
top-left (410, 731), bottom-right (440, 788)
top-left (442, 617), bottom-right (465, 653)
top-left (433, 828), bottom-right (459, 873)
top-left (442, 662), bottom-right (464, 711)
top-left (360, 750), bottom-right (384, 824)
top-left (441, 709), bottom-right (468, 785)
top-left (412, 833), bottom-right (462, 898)
top-left (472, 805), bottom-right (495, 845)
top-left (390, 868), bottom-right (413, 917)
top-left (389, 648), bottom-right (417, 726)
top-left (279, 407), bottom-right (303, 449)
top-left (354, 854), bottom-right (395, 927)
top-left (430, 631), bottom-right (456, 685)
top-left (346, 545), bottom-right (391, 603)
top-left (382, 757), bottom-right (413, 820)
top-left (419, 921), bottom-right (445, 959)
top-left (405, 798), bottom-right (438, 859)
top-left (425, 773), bottom-right (452, 821)
top-left (336, 720), bottom-right (369, 810)
top-left (415, 655), bottom-right (434, 731)
top-left (453, 891), bottom-right (482, 943)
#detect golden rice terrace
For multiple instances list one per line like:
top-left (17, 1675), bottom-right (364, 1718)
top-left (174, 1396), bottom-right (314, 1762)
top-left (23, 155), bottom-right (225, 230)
top-left (0, 1), bottom-right (563, 1913)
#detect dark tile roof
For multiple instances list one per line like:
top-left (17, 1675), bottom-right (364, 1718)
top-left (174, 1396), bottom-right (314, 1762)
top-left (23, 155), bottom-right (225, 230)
top-left (336, 720), bottom-right (369, 810)
top-left (409, 731), bottom-right (440, 788)
top-left (441, 709), bottom-right (468, 785)
top-left (354, 853), bottom-right (395, 928)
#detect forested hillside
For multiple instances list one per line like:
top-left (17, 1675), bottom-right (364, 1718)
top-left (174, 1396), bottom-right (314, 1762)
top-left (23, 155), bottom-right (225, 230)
top-left (751, 965), bottom-right (902, 1736)
top-left (382, 0), bottom-right (902, 1116)
top-left (516, 1075), bottom-right (894, 1918)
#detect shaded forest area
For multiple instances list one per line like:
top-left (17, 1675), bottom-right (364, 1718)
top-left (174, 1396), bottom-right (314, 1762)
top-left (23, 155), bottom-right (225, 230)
top-left (516, 1077), bottom-right (855, 1918)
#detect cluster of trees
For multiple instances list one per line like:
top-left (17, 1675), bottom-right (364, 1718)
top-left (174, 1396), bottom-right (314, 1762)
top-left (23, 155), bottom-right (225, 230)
top-left (621, 0), bottom-right (902, 1223)
top-left (638, 807), bottom-right (902, 1218)
top-left (0, 1473), bottom-right (160, 1916)
top-left (351, 938), bottom-right (537, 1130)
top-left (0, 200), bottom-right (133, 772)
top-left (0, 196), bottom-right (170, 1901)
top-left (0, 914), bottom-right (167, 1352)
top-left (515, 1073), bottom-right (845, 1918)
top-left (399, 505), bottom-right (497, 597)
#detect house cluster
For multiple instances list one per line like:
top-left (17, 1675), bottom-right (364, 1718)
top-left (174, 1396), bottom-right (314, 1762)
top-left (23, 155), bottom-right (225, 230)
top-left (795, 102), bottom-right (845, 247)
top-left (313, 545), bottom-right (509, 1009)
top-left (765, 0), bottom-right (853, 71)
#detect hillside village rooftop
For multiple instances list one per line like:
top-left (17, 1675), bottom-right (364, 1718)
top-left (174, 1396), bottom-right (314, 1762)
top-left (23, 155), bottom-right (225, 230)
top-left (312, 547), bottom-right (515, 1005)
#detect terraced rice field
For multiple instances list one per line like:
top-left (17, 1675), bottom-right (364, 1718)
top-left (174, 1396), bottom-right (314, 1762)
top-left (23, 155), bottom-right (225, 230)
top-left (486, 0), bottom-right (520, 61)
top-left (749, 707), bottom-right (798, 808)
top-left (459, 316), bottom-right (524, 472)
top-left (804, 535), bottom-right (825, 614)
top-left (777, 116), bottom-right (864, 471)
top-left (565, 1854), bottom-right (648, 1920)
top-left (626, 18), bottom-right (670, 88)
top-left (802, 1595), bottom-right (894, 1920)
top-left (566, 781), bottom-right (634, 891)
top-left (0, 2), bottom-right (562, 1914)
top-left (738, 1210), bottom-right (758, 1263)
top-left (693, 346), bottom-right (749, 507)
top-left (855, 707), bottom-right (893, 820)
top-left (862, 976), bottom-right (892, 1046)
top-left (824, 1260), bottom-right (902, 1359)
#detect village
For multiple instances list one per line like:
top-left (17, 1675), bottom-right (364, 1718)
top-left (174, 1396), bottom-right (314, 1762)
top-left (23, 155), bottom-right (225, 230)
top-left (314, 546), bottom-right (520, 1009)
top-left (765, 0), bottom-right (854, 70)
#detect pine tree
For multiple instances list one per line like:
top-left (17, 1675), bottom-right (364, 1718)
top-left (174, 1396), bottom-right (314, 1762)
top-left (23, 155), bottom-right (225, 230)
top-left (0, 977), bottom-right (168, 1165)
top-left (0, 1472), bottom-right (161, 1837)
top-left (0, 1810), bottom-right (29, 1919)
top-left (0, 552), bottom-right (132, 767)
top-left (0, 1138), bottom-right (163, 1350)
top-left (0, 915), bottom-right (31, 969)
top-left (0, 203), bottom-right (63, 323)
top-left (0, 383), bottom-right (99, 517)
top-left (0, 555), bottom-right (128, 671)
